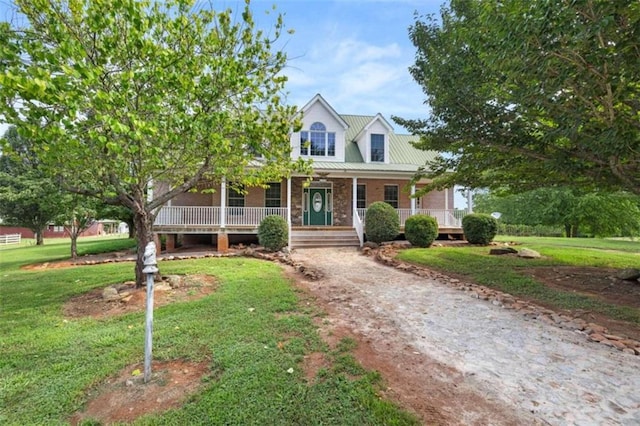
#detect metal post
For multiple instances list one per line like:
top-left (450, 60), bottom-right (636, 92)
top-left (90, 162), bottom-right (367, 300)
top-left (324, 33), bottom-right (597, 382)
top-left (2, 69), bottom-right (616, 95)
top-left (142, 242), bottom-right (158, 383)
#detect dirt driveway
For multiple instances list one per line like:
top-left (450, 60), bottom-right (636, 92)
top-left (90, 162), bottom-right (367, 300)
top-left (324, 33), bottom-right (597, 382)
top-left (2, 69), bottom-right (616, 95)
top-left (290, 247), bottom-right (640, 426)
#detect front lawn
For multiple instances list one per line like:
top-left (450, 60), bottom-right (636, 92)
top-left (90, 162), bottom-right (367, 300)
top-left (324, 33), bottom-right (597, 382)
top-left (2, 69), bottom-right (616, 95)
top-left (0, 238), bottom-right (418, 425)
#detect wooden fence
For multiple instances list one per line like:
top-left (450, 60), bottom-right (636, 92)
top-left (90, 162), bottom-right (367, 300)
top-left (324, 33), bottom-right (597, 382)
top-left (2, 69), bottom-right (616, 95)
top-left (0, 233), bottom-right (21, 245)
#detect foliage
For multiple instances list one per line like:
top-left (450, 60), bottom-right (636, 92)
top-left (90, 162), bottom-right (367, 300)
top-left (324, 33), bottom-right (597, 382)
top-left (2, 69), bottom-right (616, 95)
top-left (497, 223), bottom-right (564, 238)
top-left (404, 214), bottom-right (438, 247)
top-left (0, 126), bottom-right (66, 245)
top-left (395, 0), bottom-right (640, 196)
top-left (0, 239), bottom-right (418, 425)
top-left (364, 201), bottom-right (400, 243)
top-left (397, 240), bottom-right (640, 323)
top-left (55, 194), bottom-right (99, 258)
top-left (474, 188), bottom-right (640, 237)
top-left (462, 213), bottom-right (497, 245)
top-left (257, 215), bottom-right (288, 251)
top-left (0, 0), bottom-right (309, 286)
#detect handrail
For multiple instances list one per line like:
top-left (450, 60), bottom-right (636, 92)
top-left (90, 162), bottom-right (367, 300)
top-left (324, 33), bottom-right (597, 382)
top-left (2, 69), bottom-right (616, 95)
top-left (353, 208), bottom-right (364, 247)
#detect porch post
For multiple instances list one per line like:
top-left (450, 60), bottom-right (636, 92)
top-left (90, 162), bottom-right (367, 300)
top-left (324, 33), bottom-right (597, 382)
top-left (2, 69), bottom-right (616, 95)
top-left (352, 177), bottom-right (358, 217)
top-left (444, 187), bottom-right (449, 226)
top-left (220, 177), bottom-right (226, 228)
top-left (410, 184), bottom-right (416, 215)
top-left (287, 177), bottom-right (292, 248)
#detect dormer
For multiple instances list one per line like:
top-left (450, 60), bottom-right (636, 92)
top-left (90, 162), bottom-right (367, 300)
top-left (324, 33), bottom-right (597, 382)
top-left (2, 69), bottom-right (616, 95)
top-left (353, 113), bottom-right (394, 164)
top-left (291, 94), bottom-right (349, 162)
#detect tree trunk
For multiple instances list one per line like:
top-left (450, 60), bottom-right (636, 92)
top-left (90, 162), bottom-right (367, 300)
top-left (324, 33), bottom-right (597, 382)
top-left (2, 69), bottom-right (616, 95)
top-left (35, 230), bottom-right (44, 245)
top-left (564, 223), bottom-right (571, 238)
top-left (70, 233), bottom-right (78, 259)
top-left (133, 209), bottom-right (156, 288)
top-left (127, 217), bottom-right (135, 239)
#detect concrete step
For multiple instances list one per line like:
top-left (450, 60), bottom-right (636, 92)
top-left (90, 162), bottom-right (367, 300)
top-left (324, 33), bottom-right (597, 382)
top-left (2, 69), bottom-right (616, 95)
top-left (291, 228), bottom-right (360, 248)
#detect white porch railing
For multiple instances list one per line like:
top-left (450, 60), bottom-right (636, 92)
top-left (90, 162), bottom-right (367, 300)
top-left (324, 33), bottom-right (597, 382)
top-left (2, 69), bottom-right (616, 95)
top-left (353, 208), bottom-right (364, 247)
top-left (223, 207), bottom-right (288, 226)
top-left (154, 206), bottom-right (287, 227)
top-left (0, 233), bottom-right (21, 245)
top-left (357, 208), bottom-right (464, 228)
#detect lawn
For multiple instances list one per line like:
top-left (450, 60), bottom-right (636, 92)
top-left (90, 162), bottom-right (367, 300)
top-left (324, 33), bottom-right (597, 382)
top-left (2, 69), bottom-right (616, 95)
top-left (397, 236), bottom-right (640, 330)
top-left (0, 237), bottom-right (418, 425)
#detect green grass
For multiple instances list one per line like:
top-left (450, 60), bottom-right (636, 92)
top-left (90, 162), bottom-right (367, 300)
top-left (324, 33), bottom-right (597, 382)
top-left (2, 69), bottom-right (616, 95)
top-left (397, 237), bottom-right (640, 324)
top-left (0, 237), bottom-right (418, 425)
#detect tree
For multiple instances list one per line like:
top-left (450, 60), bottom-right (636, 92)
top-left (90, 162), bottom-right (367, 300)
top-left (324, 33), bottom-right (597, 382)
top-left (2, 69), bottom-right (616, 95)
top-left (474, 188), bottom-right (640, 237)
top-left (0, 0), bottom-right (308, 286)
top-left (55, 194), bottom-right (98, 258)
top-left (395, 0), bottom-right (640, 196)
top-left (0, 126), bottom-right (65, 245)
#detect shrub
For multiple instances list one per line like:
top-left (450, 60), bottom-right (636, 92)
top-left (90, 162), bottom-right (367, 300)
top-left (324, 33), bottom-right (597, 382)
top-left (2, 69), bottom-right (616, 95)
top-left (462, 213), bottom-right (498, 245)
top-left (405, 214), bottom-right (438, 247)
top-left (365, 201), bottom-right (400, 243)
top-left (258, 215), bottom-right (288, 251)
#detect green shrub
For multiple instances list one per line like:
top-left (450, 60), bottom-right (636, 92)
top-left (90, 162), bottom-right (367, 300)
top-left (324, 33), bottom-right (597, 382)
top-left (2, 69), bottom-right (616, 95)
top-left (405, 214), bottom-right (438, 247)
top-left (258, 215), bottom-right (288, 251)
top-left (462, 213), bottom-right (498, 245)
top-left (365, 201), bottom-right (400, 243)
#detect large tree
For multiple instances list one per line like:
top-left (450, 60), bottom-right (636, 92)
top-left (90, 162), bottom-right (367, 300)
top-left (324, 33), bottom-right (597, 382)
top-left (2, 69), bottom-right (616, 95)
top-left (0, 0), bottom-right (307, 285)
top-left (0, 126), bottom-right (65, 245)
top-left (395, 0), bottom-right (640, 196)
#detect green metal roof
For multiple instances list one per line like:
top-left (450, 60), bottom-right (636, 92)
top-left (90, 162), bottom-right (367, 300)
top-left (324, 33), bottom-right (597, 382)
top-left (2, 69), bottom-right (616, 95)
top-left (337, 114), bottom-right (438, 172)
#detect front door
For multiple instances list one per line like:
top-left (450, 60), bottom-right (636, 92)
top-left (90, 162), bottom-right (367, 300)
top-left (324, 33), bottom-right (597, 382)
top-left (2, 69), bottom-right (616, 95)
top-left (303, 187), bottom-right (333, 225)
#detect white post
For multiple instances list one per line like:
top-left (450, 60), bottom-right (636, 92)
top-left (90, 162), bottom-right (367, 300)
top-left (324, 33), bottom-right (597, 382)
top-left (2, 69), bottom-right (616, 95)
top-left (287, 177), bottom-right (292, 248)
top-left (467, 188), bottom-right (474, 213)
top-left (220, 177), bottom-right (226, 228)
top-left (444, 188), bottom-right (449, 226)
top-left (410, 184), bottom-right (416, 215)
top-left (352, 177), bottom-right (358, 215)
top-left (142, 242), bottom-right (158, 384)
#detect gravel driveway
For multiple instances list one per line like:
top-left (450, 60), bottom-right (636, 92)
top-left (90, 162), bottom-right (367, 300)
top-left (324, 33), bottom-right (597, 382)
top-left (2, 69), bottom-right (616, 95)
top-left (290, 247), bottom-right (640, 425)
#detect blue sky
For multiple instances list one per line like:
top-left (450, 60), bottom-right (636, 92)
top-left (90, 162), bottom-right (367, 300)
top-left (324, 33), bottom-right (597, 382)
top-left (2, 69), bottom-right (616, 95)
top-left (0, 0), bottom-right (445, 135)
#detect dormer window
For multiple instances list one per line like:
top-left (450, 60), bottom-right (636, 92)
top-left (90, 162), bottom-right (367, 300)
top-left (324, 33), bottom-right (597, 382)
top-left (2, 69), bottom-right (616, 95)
top-left (300, 122), bottom-right (336, 157)
top-left (370, 134), bottom-right (385, 162)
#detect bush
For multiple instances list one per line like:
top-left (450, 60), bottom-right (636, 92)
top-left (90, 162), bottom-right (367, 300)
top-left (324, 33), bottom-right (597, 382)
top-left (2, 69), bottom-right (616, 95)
top-left (365, 201), bottom-right (400, 243)
top-left (462, 213), bottom-right (498, 245)
top-left (405, 214), bottom-right (438, 247)
top-left (258, 215), bottom-right (288, 251)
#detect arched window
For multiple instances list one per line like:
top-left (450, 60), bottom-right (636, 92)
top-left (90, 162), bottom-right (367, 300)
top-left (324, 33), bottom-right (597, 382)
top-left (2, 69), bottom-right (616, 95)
top-left (300, 121), bottom-right (336, 157)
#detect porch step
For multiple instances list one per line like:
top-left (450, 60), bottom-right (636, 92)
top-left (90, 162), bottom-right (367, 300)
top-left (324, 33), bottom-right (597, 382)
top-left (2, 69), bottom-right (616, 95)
top-left (291, 228), bottom-right (360, 249)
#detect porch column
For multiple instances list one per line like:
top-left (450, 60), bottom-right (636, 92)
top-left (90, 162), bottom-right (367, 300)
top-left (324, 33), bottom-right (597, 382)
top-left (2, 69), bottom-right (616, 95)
top-left (352, 177), bottom-right (358, 216)
top-left (410, 184), bottom-right (416, 215)
top-left (220, 177), bottom-right (226, 228)
top-left (287, 177), bottom-right (292, 248)
top-left (444, 188), bottom-right (449, 226)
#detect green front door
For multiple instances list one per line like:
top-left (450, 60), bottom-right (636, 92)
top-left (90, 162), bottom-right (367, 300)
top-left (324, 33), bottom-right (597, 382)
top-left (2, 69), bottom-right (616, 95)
top-left (304, 187), bottom-right (332, 225)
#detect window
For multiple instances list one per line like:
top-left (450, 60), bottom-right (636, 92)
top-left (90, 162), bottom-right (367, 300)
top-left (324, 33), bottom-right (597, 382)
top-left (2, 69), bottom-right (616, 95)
top-left (384, 185), bottom-right (398, 208)
top-left (371, 134), bottom-right (385, 162)
top-left (356, 184), bottom-right (366, 209)
top-left (228, 185), bottom-right (245, 214)
top-left (265, 183), bottom-right (281, 208)
top-left (300, 122), bottom-right (336, 157)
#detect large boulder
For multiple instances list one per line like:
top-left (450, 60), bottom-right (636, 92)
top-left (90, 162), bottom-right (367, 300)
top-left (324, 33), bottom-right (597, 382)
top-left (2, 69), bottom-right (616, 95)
top-left (517, 248), bottom-right (541, 259)
top-left (617, 268), bottom-right (640, 281)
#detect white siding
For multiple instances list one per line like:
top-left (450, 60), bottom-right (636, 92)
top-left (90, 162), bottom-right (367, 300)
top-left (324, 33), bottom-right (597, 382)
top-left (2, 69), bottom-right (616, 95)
top-left (291, 101), bottom-right (346, 162)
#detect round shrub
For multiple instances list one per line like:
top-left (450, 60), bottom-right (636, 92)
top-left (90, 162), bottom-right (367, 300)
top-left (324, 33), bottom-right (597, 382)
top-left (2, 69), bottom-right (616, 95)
top-left (365, 201), bottom-right (400, 244)
top-left (405, 214), bottom-right (438, 247)
top-left (258, 215), bottom-right (288, 251)
top-left (462, 213), bottom-right (498, 245)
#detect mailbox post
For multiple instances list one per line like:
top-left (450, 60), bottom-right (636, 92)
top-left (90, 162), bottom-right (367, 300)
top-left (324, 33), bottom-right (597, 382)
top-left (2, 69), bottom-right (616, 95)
top-left (142, 242), bottom-right (158, 383)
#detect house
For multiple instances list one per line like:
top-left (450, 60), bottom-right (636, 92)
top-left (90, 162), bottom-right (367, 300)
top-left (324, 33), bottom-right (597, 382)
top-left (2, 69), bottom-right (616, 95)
top-left (153, 94), bottom-right (464, 250)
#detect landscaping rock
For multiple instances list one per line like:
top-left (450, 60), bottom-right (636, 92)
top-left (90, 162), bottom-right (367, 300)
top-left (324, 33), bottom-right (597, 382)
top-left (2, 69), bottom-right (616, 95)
top-left (164, 275), bottom-right (183, 288)
top-left (489, 247), bottom-right (518, 255)
top-left (102, 286), bottom-right (120, 301)
top-left (616, 268), bottom-right (640, 281)
top-left (517, 248), bottom-right (541, 259)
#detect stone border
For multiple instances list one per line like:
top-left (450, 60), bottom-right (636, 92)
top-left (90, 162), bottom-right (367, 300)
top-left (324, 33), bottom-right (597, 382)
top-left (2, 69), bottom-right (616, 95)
top-left (365, 244), bottom-right (640, 356)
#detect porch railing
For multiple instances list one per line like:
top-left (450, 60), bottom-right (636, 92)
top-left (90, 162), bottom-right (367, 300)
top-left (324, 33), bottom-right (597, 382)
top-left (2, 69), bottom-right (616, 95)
top-left (154, 206), bottom-right (287, 227)
top-left (353, 208), bottom-right (364, 247)
top-left (357, 208), bottom-right (464, 228)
